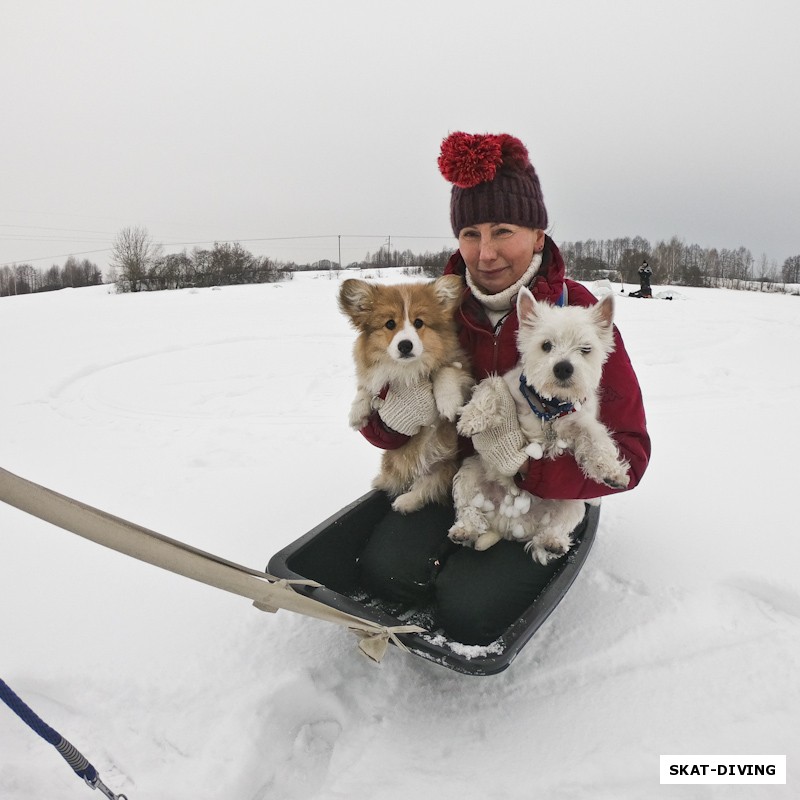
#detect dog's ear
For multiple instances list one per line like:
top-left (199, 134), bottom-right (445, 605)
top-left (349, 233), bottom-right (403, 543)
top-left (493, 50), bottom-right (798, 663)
top-left (338, 279), bottom-right (375, 327)
top-left (516, 286), bottom-right (538, 325)
top-left (592, 293), bottom-right (615, 329)
top-left (432, 274), bottom-right (463, 313)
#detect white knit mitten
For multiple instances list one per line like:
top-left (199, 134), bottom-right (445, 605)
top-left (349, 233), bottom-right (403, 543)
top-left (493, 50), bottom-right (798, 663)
top-left (472, 421), bottom-right (529, 477)
top-left (458, 377), bottom-right (528, 477)
top-left (376, 380), bottom-right (438, 436)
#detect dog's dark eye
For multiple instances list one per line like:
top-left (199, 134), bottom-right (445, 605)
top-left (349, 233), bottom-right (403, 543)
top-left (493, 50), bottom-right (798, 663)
top-left (413, 318), bottom-right (424, 329)
top-left (580, 346), bottom-right (592, 355)
top-left (542, 341), bottom-right (553, 353)
top-left (385, 320), bottom-right (396, 330)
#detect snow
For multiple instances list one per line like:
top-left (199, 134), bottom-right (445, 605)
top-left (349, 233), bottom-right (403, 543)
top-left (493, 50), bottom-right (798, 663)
top-left (2, 274), bottom-right (799, 798)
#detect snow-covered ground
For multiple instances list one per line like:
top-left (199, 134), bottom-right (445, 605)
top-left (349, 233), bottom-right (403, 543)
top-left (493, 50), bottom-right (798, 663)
top-left (1, 273), bottom-right (798, 798)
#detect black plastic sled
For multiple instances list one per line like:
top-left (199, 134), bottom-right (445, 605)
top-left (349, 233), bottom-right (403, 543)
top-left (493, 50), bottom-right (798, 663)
top-left (268, 491), bottom-right (599, 676)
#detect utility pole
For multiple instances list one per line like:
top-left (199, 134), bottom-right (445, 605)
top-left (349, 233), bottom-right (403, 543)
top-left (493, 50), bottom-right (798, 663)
top-left (338, 235), bottom-right (341, 270)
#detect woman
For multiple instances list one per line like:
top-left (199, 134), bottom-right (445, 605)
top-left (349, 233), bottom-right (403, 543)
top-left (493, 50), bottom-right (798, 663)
top-left (357, 132), bottom-right (650, 644)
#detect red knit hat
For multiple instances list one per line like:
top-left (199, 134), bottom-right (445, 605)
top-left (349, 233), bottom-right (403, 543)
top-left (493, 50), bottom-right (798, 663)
top-left (438, 132), bottom-right (548, 236)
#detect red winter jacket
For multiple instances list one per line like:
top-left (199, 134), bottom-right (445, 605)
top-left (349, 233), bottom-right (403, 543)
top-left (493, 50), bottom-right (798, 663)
top-left (360, 237), bottom-right (650, 500)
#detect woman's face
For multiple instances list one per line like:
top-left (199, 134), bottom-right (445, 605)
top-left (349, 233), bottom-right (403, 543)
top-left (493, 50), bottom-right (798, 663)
top-left (458, 223), bottom-right (544, 294)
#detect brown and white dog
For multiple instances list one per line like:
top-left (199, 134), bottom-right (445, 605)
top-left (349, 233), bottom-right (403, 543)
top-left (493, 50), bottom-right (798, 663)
top-left (339, 275), bottom-right (473, 513)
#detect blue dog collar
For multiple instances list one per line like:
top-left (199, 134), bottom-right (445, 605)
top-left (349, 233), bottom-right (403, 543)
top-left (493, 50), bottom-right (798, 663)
top-left (518, 374), bottom-right (576, 421)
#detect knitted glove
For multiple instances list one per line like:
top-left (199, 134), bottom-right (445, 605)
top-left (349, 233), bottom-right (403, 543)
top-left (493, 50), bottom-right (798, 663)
top-left (376, 379), bottom-right (438, 436)
top-left (472, 417), bottom-right (529, 477)
top-left (459, 377), bottom-right (529, 477)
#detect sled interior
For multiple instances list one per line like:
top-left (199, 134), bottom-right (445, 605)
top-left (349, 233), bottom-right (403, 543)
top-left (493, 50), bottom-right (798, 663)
top-left (267, 490), bottom-right (598, 676)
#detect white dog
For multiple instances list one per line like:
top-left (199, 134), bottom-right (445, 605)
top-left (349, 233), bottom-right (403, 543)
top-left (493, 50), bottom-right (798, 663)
top-left (449, 287), bottom-right (630, 563)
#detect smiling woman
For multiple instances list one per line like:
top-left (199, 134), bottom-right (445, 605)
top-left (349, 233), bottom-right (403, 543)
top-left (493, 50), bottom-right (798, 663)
top-left (354, 131), bottom-right (651, 646)
top-left (458, 223), bottom-right (544, 295)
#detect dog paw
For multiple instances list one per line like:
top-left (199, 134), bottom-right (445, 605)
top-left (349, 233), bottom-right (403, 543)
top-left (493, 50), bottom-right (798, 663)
top-left (348, 407), bottom-right (372, 430)
top-left (524, 532), bottom-right (572, 565)
top-left (448, 523), bottom-right (477, 547)
top-left (434, 389), bottom-right (465, 422)
top-left (456, 405), bottom-right (488, 436)
top-left (391, 492), bottom-right (424, 514)
top-left (437, 402), bottom-right (460, 422)
top-left (577, 445), bottom-right (630, 489)
top-left (456, 380), bottom-right (502, 435)
top-left (348, 395), bottom-right (374, 430)
top-left (599, 461), bottom-right (630, 490)
top-left (474, 531), bottom-right (502, 551)
top-left (433, 368), bottom-right (471, 421)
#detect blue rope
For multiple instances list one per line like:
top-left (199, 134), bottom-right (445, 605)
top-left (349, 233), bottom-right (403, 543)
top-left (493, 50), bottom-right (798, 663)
top-left (0, 677), bottom-right (107, 787)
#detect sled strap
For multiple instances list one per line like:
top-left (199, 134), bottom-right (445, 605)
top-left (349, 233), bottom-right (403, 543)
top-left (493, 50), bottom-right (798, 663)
top-left (0, 678), bottom-right (128, 799)
top-left (0, 467), bottom-right (424, 662)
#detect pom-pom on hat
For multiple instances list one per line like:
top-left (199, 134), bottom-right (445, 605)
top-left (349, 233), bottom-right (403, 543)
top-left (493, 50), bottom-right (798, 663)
top-left (438, 132), bottom-right (548, 236)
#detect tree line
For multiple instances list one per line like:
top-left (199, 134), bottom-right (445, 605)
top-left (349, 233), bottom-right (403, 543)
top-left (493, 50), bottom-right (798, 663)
top-left (111, 227), bottom-right (795, 293)
top-left (352, 244), bottom-right (454, 274)
top-left (4, 227), bottom-right (798, 298)
top-left (560, 235), bottom-right (800, 291)
top-left (108, 227), bottom-right (287, 292)
top-left (0, 230), bottom-right (453, 297)
top-left (109, 228), bottom-right (456, 292)
top-left (262, 244), bottom-right (453, 275)
top-left (0, 256), bottom-right (103, 296)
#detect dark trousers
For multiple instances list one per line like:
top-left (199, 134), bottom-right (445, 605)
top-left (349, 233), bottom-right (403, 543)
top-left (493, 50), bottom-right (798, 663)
top-left (358, 503), bottom-right (565, 645)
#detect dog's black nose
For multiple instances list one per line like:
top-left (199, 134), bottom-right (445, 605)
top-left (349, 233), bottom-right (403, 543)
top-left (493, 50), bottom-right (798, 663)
top-left (553, 360), bottom-right (573, 381)
top-left (397, 339), bottom-right (414, 356)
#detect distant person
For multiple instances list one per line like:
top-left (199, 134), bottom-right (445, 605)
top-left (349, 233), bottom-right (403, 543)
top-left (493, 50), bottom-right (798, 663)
top-left (637, 260), bottom-right (653, 298)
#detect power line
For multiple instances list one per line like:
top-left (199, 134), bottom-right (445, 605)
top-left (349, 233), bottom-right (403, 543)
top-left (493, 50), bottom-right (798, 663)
top-left (0, 247), bottom-right (114, 267)
top-left (0, 223), bottom-right (117, 235)
top-left (1, 233), bottom-right (456, 269)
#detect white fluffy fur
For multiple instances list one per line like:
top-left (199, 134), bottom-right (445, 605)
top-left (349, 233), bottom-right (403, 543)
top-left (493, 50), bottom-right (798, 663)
top-left (449, 288), bottom-right (630, 563)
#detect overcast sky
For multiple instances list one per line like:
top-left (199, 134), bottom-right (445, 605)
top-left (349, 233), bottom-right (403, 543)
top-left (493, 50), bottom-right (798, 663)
top-left (2, 0), bottom-right (799, 273)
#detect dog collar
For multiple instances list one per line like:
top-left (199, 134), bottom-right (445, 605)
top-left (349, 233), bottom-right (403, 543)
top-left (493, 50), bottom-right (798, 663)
top-left (518, 374), bottom-right (578, 421)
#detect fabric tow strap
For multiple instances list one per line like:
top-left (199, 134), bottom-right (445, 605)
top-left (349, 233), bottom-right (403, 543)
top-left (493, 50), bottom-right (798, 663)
top-left (0, 467), bottom-right (423, 663)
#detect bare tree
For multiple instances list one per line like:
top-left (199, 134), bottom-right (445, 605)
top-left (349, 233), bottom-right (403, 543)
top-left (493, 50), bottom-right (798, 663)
top-left (0, 265), bottom-right (17, 295)
top-left (152, 250), bottom-right (193, 290)
top-left (11, 263), bottom-right (37, 294)
top-left (110, 226), bottom-right (162, 292)
top-left (781, 255), bottom-right (800, 284)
